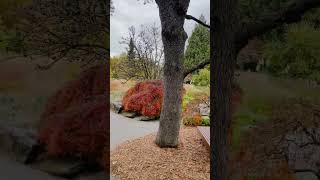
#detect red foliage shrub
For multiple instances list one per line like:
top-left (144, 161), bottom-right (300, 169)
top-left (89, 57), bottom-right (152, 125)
top-left (122, 80), bottom-right (163, 117)
top-left (41, 64), bottom-right (108, 119)
top-left (38, 95), bottom-right (108, 162)
top-left (38, 64), bottom-right (108, 163)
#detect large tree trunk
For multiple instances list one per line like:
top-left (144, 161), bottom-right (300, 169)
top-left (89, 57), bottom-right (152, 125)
top-left (211, 0), bottom-right (238, 179)
top-left (155, 0), bottom-right (190, 147)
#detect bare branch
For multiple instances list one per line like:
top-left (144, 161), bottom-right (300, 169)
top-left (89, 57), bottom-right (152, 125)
top-left (185, 14), bottom-right (211, 29)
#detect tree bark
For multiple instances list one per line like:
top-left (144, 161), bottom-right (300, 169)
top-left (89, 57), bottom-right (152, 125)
top-left (155, 0), bottom-right (190, 147)
top-left (211, 0), bottom-right (238, 179)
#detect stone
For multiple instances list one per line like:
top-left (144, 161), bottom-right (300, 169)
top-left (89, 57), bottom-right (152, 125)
top-left (285, 129), bottom-right (320, 177)
top-left (111, 101), bottom-right (123, 113)
top-left (294, 172), bottom-right (318, 180)
top-left (199, 103), bottom-right (210, 116)
top-left (136, 116), bottom-right (158, 121)
top-left (30, 158), bottom-right (98, 178)
top-left (121, 112), bottom-right (137, 118)
top-left (0, 124), bottom-right (39, 164)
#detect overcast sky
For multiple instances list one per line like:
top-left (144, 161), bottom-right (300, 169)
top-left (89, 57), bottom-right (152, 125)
top-left (110, 0), bottom-right (210, 57)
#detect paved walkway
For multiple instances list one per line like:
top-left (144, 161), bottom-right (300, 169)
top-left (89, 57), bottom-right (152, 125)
top-left (0, 153), bottom-right (64, 180)
top-left (0, 112), bottom-right (159, 180)
top-left (110, 111), bottom-right (159, 150)
top-left (110, 111), bottom-right (159, 179)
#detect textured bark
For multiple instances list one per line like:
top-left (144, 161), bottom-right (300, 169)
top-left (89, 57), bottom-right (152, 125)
top-left (155, 0), bottom-right (190, 147)
top-left (211, 0), bottom-right (238, 179)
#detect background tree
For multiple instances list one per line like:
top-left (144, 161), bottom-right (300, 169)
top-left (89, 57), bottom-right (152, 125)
top-left (1, 0), bottom-right (109, 69)
top-left (118, 24), bottom-right (163, 80)
top-left (184, 15), bottom-right (210, 71)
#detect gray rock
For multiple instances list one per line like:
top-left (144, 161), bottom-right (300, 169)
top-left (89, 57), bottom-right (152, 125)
top-left (111, 101), bottom-right (123, 113)
top-left (294, 172), bottom-right (319, 180)
top-left (0, 125), bottom-right (39, 164)
top-left (121, 112), bottom-right (137, 118)
top-left (285, 128), bottom-right (320, 177)
top-left (30, 158), bottom-right (94, 178)
top-left (199, 103), bottom-right (210, 116)
top-left (136, 116), bottom-right (158, 121)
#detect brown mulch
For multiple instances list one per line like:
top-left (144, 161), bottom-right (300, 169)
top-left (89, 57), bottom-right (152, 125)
top-left (110, 127), bottom-right (210, 180)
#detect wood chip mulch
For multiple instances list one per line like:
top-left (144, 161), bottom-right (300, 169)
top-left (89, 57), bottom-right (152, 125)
top-left (110, 127), bottom-right (210, 180)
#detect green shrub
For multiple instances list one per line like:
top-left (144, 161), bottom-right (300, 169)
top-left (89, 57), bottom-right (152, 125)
top-left (263, 22), bottom-right (320, 81)
top-left (201, 117), bottom-right (210, 126)
top-left (192, 68), bottom-right (210, 87)
top-left (182, 91), bottom-right (194, 109)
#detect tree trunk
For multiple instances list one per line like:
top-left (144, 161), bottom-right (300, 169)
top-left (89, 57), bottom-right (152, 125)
top-left (155, 0), bottom-right (190, 147)
top-left (211, 0), bottom-right (238, 179)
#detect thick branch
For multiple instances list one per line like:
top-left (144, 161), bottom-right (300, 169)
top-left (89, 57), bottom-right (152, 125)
top-left (236, 0), bottom-right (320, 52)
top-left (185, 14), bottom-right (211, 29)
top-left (183, 59), bottom-right (209, 77)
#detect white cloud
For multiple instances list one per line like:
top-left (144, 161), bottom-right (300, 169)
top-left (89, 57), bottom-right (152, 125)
top-left (111, 0), bottom-right (210, 57)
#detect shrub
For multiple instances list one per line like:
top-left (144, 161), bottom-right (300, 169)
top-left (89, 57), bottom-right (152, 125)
top-left (183, 113), bottom-right (203, 126)
top-left (38, 64), bottom-right (108, 163)
top-left (122, 80), bottom-right (163, 117)
top-left (201, 117), bottom-right (210, 126)
top-left (38, 96), bottom-right (108, 163)
top-left (263, 22), bottom-right (320, 81)
top-left (192, 68), bottom-right (210, 86)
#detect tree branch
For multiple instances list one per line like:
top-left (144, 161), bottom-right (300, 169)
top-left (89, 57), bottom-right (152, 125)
top-left (184, 0), bottom-right (320, 75)
top-left (235, 0), bottom-right (320, 52)
top-left (185, 14), bottom-right (211, 29)
top-left (183, 59), bottom-right (210, 77)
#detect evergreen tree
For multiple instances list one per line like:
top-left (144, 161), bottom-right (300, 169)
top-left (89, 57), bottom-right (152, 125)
top-left (127, 38), bottom-right (136, 61)
top-left (184, 15), bottom-right (210, 71)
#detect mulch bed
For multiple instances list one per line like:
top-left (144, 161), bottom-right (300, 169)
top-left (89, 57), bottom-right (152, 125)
top-left (110, 127), bottom-right (210, 180)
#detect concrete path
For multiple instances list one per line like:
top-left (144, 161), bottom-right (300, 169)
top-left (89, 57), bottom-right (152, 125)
top-left (110, 111), bottom-right (159, 150)
top-left (110, 111), bottom-right (159, 179)
top-left (0, 153), bottom-right (64, 180)
top-left (0, 152), bottom-right (107, 180)
top-left (0, 111), bottom-right (158, 180)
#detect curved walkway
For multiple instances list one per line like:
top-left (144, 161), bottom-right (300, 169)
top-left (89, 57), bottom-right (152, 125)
top-left (110, 111), bottom-right (159, 150)
top-left (0, 111), bottom-right (158, 180)
top-left (110, 111), bottom-right (159, 179)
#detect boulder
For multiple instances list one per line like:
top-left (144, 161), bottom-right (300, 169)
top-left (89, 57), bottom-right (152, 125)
top-left (198, 103), bottom-right (210, 116)
top-left (0, 124), bottom-right (40, 164)
top-left (136, 116), bottom-right (158, 121)
top-left (30, 158), bottom-right (101, 178)
top-left (121, 112), bottom-right (137, 118)
top-left (294, 172), bottom-right (319, 180)
top-left (111, 101), bottom-right (123, 113)
top-left (286, 129), bottom-right (320, 177)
